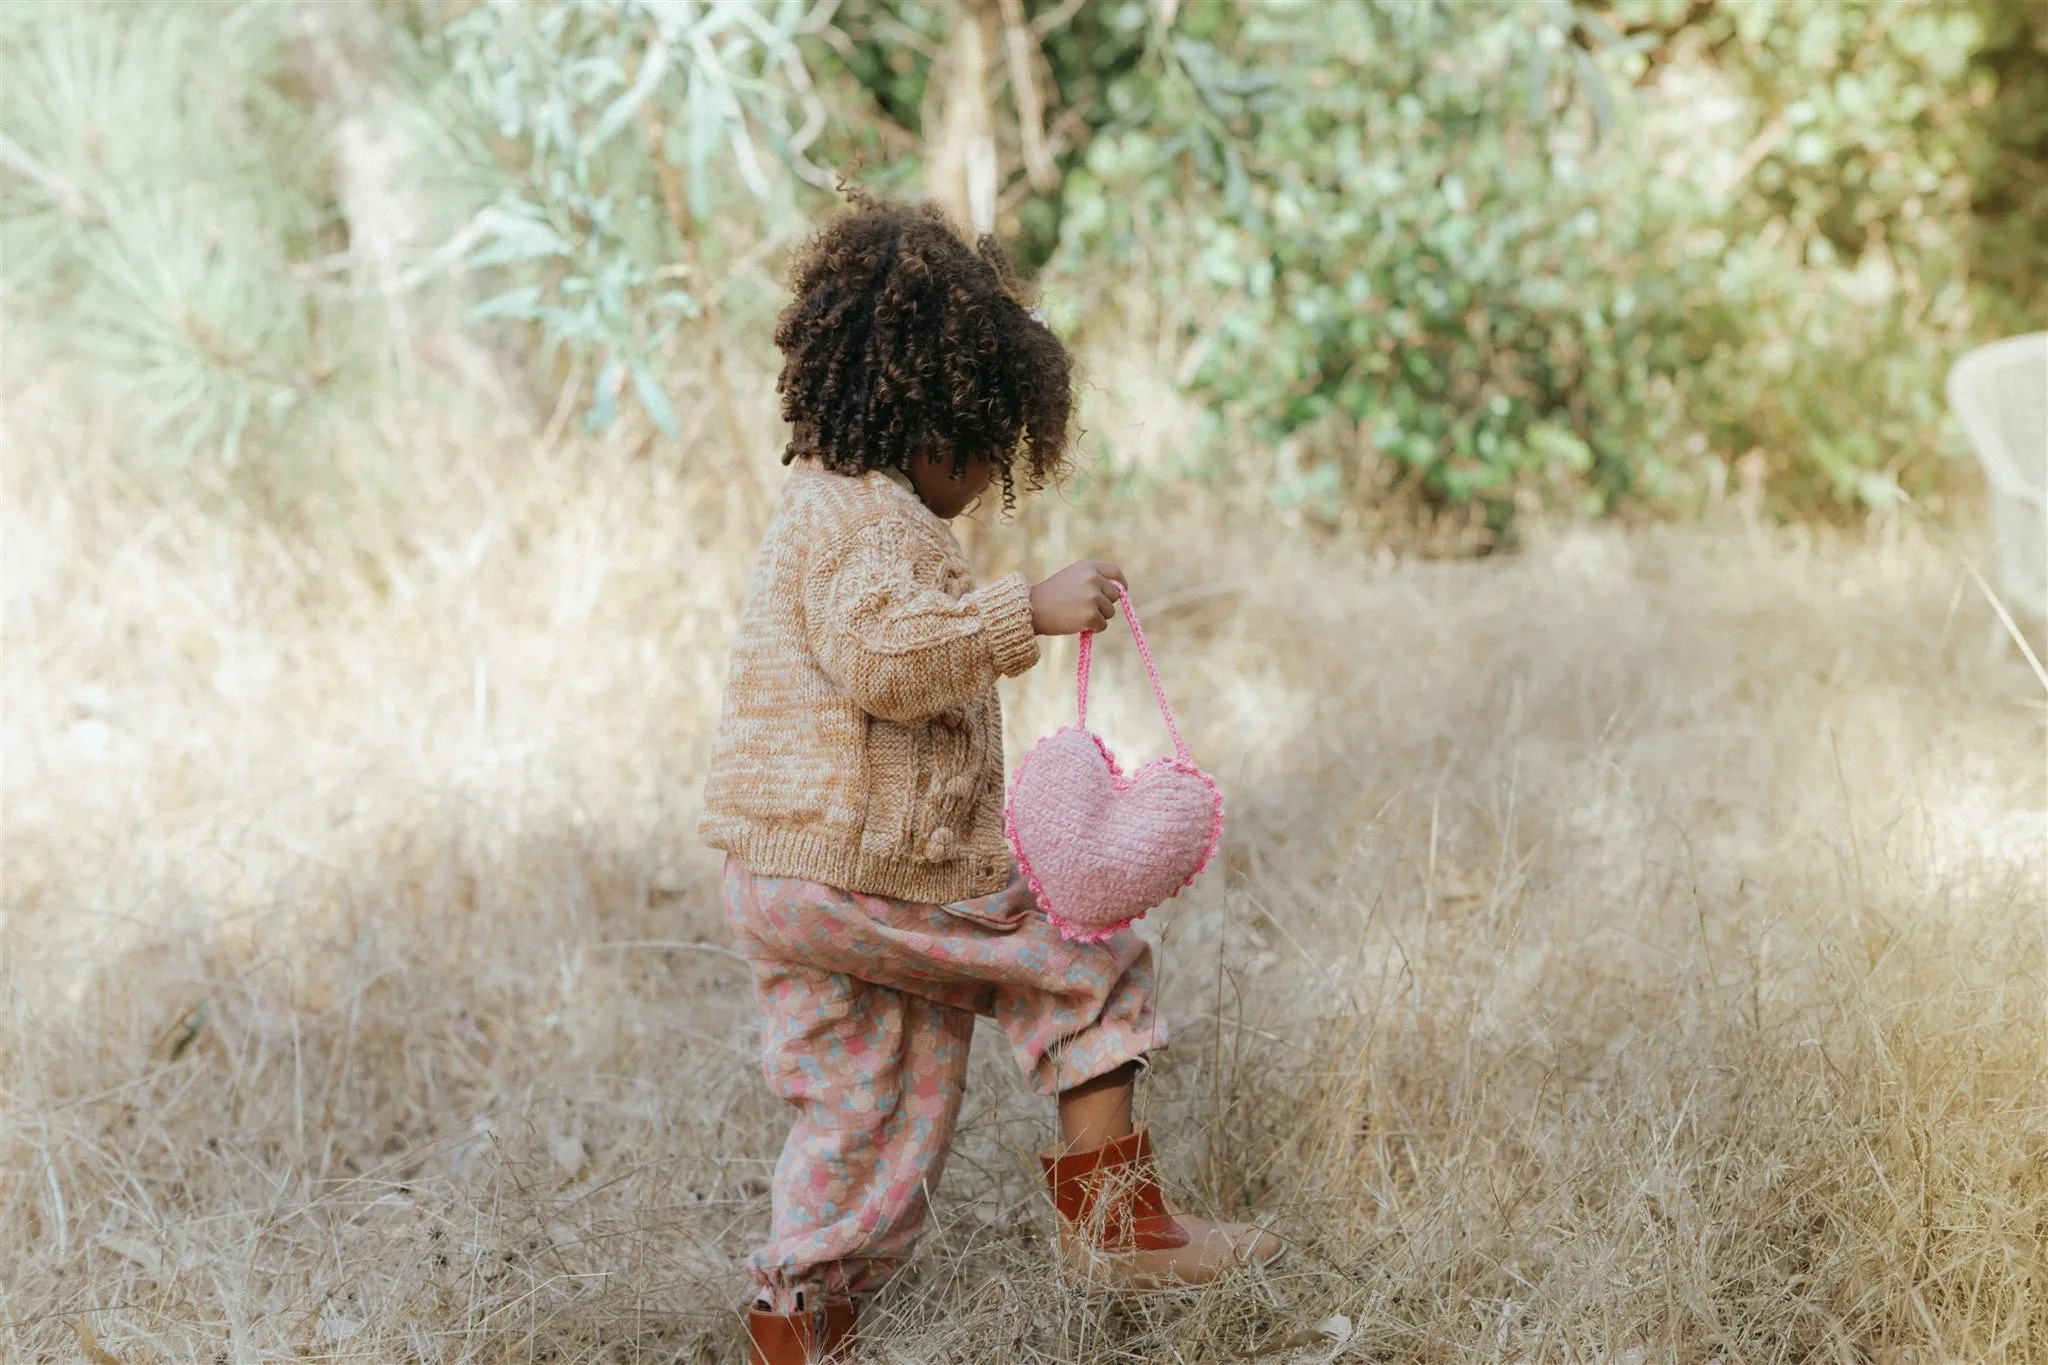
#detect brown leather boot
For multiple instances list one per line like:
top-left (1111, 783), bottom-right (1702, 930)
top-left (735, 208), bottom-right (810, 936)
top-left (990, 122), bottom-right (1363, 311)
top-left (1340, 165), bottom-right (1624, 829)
top-left (744, 1296), bottom-right (855, 1364)
top-left (1041, 1129), bottom-right (1283, 1289)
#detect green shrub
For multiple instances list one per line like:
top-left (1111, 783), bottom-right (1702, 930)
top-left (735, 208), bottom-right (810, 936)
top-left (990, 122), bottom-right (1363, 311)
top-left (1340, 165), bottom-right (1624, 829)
top-left (0, 2), bottom-right (344, 469)
top-left (1042, 0), bottom-right (1995, 530)
top-left (2, 0), bottom-right (2018, 533)
top-left (1963, 0), bottom-right (2048, 329)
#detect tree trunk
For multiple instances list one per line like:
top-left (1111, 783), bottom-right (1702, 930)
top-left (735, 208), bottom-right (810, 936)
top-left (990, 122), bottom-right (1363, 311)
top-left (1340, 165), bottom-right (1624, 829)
top-left (923, 0), bottom-right (1004, 571)
top-left (923, 0), bottom-right (1001, 240)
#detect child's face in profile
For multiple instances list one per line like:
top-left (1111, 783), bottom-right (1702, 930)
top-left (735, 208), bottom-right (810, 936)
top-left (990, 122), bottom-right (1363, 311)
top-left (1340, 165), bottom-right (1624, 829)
top-left (908, 451), bottom-right (995, 520)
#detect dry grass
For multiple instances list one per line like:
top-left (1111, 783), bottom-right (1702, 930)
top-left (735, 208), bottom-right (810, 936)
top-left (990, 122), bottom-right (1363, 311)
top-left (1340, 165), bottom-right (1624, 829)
top-left (3, 365), bottom-right (2045, 1364)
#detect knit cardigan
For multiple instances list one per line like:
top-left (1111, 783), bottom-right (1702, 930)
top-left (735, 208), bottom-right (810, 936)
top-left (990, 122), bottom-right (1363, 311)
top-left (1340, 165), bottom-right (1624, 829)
top-left (700, 464), bottom-right (1041, 903)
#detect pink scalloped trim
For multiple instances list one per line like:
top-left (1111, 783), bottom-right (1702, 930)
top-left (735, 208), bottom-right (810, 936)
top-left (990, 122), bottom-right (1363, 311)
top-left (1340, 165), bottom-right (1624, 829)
top-left (1005, 725), bottom-right (1225, 944)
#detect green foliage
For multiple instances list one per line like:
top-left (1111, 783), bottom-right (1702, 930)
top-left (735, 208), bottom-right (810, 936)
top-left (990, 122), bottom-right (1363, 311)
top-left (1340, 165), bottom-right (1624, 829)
top-left (1044, 0), bottom-right (2000, 528)
top-left (815, 0), bottom-right (1156, 270)
top-left (1963, 0), bottom-right (2048, 328)
top-left (444, 0), bottom-right (833, 437)
top-left (1609, 0), bottom-right (1987, 510)
top-left (1650, 0), bottom-right (1984, 255)
top-left (1048, 1), bottom-right (1696, 530)
top-left (0, 1), bottom-right (342, 467)
top-left (822, 0), bottom-right (944, 134)
top-left (2, 0), bottom-right (2025, 532)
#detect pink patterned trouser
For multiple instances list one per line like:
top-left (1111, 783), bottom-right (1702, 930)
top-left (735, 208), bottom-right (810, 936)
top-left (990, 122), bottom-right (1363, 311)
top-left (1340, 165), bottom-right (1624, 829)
top-left (722, 856), bottom-right (1164, 1306)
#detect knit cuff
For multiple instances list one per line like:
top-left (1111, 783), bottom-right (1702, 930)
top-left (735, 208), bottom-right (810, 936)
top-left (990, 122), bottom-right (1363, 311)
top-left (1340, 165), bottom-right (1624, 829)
top-left (977, 571), bottom-right (1041, 678)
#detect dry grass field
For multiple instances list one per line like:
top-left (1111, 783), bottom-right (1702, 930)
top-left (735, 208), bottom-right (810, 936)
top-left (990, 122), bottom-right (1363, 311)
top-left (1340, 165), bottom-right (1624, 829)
top-left (3, 369), bottom-right (2045, 1363)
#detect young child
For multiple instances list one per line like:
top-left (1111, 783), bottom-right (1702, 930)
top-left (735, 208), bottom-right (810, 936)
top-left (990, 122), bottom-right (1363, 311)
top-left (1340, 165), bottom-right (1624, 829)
top-left (701, 196), bottom-right (1281, 1364)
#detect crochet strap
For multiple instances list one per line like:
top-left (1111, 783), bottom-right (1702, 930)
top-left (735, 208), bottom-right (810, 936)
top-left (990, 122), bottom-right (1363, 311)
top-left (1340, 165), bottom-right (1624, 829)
top-left (1075, 584), bottom-right (1191, 761)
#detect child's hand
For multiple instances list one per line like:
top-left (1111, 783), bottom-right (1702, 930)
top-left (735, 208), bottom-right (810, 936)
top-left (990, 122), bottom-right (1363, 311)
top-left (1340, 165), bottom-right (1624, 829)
top-left (1029, 561), bottom-right (1127, 636)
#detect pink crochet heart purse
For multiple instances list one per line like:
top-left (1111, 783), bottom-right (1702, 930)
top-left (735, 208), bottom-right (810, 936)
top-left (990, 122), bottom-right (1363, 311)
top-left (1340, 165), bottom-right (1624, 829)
top-left (1005, 585), bottom-right (1224, 943)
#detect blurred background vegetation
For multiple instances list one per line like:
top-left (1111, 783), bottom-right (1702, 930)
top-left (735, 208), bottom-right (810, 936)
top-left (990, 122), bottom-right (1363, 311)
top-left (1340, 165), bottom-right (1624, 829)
top-left (4, 0), bottom-right (2043, 548)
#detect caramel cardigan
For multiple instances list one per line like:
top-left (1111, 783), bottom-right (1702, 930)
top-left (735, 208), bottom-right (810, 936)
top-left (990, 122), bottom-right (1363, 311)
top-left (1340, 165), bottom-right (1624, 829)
top-left (700, 464), bottom-right (1040, 902)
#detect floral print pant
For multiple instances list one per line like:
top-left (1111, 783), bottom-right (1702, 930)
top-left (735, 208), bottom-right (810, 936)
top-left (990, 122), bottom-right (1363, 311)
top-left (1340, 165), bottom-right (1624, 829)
top-left (723, 856), bottom-right (1164, 1307)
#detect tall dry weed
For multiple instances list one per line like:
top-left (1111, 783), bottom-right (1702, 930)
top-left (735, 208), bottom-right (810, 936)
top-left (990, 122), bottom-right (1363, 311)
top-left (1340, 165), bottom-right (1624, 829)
top-left (3, 366), bottom-right (2043, 1362)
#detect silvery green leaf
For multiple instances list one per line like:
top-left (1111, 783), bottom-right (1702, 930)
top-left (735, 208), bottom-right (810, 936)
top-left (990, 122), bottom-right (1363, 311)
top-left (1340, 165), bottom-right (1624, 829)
top-left (469, 284), bottom-right (546, 320)
top-left (691, 1), bottom-right (745, 41)
top-left (469, 213), bottom-right (574, 266)
top-left (586, 355), bottom-right (622, 431)
top-left (1527, 37), bottom-right (1550, 125)
top-left (632, 361), bottom-right (680, 437)
top-left (586, 35), bottom-right (669, 150)
top-left (1224, 143), bottom-right (1251, 214)
top-left (1572, 47), bottom-right (1612, 142)
top-left (533, 94), bottom-right (568, 157)
top-left (220, 397), bottom-right (247, 468)
top-left (686, 70), bottom-right (718, 220)
top-left (645, 0), bottom-right (695, 39)
top-left (721, 68), bottom-right (784, 100)
top-left (720, 0), bottom-right (775, 40)
top-left (494, 68), bottom-right (525, 136)
top-left (597, 261), bottom-right (629, 316)
top-left (562, 54), bottom-right (621, 101)
top-left (723, 33), bottom-right (760, 69)
top-left (724, 121), bottom-right (772, 201)
top-left (1575, 9), bottom-right (1625, 49)
top-left (538, 304), bottom-right (595, 336)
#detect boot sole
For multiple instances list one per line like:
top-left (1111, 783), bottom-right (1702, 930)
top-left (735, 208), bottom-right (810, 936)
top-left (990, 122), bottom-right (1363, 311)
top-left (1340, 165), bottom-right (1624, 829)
top-left (1053, 1228), bottom-right (1286, 1291)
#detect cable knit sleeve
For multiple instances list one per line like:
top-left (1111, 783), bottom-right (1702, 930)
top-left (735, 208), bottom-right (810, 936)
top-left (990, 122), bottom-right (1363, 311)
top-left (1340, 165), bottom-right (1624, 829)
top-left (805, 516), bottom-right (1040, 725)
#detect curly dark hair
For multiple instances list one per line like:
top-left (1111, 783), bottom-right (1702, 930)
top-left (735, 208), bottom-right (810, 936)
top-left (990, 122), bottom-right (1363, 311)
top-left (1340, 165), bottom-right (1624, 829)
top-left (773, 195), bottom-right (1073, 509)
